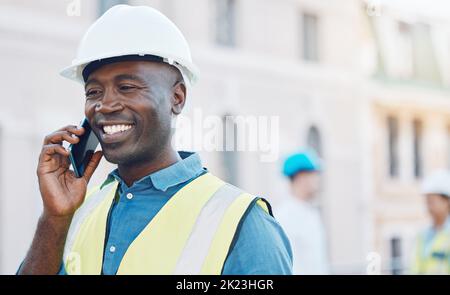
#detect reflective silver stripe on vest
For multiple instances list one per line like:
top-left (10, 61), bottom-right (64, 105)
top-left (63, 182), bottom-right (116, 263)
top-left (173, 183), bottom-right (246, 275)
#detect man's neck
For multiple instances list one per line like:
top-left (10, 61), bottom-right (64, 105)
top-left (433, 216), bottom-right (448, 230)
top-left (292, 189), bottom-right (311, 203)
top-left (117, 148), bottom-right (181, 187)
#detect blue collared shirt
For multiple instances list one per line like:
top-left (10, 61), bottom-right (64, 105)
top-left (57, 151), bottom-right (292, 275)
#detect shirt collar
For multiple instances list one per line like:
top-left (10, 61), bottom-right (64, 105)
top-left (444, 216), bottom-right (450, 231)
top-left (426, 216), bottom-right (450, 236)
top-left (101, 151), bottom-right (204, 192)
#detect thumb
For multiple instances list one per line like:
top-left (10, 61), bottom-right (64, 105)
top-left (82, 151), bottom-right (103, 184)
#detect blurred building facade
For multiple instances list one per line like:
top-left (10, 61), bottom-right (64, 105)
top-left (0, 0), bottom-right (449, 274)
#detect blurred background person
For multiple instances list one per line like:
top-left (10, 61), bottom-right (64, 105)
top-left (276, 150), bottom-right (329, 275)
top-left (411, 170), bottom-right (450, 274)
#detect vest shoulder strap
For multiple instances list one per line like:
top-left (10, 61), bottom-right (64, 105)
top-left (173, 182), bottom-right (273, 274)
top-left (173, 182), bottom-right (247, 274)
top-left (63, 181), bottom-right (118, 274)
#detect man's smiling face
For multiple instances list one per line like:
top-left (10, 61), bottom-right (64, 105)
top-left (84, 61), bottom-right (184, 166)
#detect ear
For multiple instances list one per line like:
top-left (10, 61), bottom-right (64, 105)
top-left (171, 81), bottom-right (186, 115)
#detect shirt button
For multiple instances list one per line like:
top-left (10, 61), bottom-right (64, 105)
top-left (126, 193), bottom-right (133, 200)
top-left (109, 246), bottom-right (116, 253)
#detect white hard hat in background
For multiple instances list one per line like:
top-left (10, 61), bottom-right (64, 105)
top-left (421, 170), bottom-right (450, 198)
top-left (60, 4), bottom-right (199, 87)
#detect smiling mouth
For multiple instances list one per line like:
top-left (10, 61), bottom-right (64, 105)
top-left (99, 123), bottom-right (135, 144)
top-left (103, 124), bottom-right (133, 135)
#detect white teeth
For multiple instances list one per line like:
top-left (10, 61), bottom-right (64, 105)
top-left (103, 124), bottom-right (132, 135)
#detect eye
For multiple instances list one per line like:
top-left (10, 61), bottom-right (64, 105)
top-left (119, 84), bottom-right (138, 92)
top-left (85, 89), bottom-right (102, 99)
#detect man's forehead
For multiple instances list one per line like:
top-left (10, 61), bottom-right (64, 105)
top-left (82, 54), bottom-right (165, 81)
top-left (85, 60), bottom-right (169, 85)
top-left (89, 61), bottom-right (164, 77)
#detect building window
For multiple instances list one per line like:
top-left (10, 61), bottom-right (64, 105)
top-left (412, 119), bottom-right (423, 179)
top-left (307, 125), bottom-right (322, 157)
top-left (301, 12), bottom-right (319, 61)
top-left (390, 237), bottom-right (403, 275)
top-left (98, 0), bottom-right (128, 16)
top-left (396, 21), bottom-right (441, 83)
top-left (411, 23), bottom-right (441, 83)
top-left (397, 21), bottom-right (414, 79)
top-left (215, 0), bottom-right (236, 47)
top-left (388, 116), bottom-right (399, 178)
top-left (221, 114), bottom-right (239, 186)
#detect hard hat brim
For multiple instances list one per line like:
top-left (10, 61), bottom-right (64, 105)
top-left (60, 52), bottom-right (199, 86)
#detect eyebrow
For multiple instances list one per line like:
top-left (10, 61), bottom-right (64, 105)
top-left (84, 78), bottom-right (100, 90)
top-left (114, 74), bottom-right (147, 85)
top-left (84, 74), bottom-right (147, 89)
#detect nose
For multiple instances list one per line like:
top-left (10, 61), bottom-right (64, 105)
top-left (95, 91), bottom-right (124, 114)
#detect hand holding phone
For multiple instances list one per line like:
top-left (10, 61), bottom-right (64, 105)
top-left (37, 123), bottom-right (103, 218)
top-left (69, 118), bottom-right (100, 178)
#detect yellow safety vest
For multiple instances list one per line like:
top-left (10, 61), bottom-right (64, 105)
top-left (411, 226), bottom-right (450, 275)
top-left (62, 172), bottom-right (272, 275)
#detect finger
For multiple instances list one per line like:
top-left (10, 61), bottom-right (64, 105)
top-left (56, 125), bottom-right (85, 136)
top-left (40, 144), bottom-right (70, 162)
top-left (82, 151), bottom-right (103, 183)
top-left (45, 125), bottom-right (85, 142)
top-left (43, 131), bottom-right (81, 145)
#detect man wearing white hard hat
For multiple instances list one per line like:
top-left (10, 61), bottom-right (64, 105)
top-left (411, 170), bottom-right (450, 274)
top-left (18, 5), bottom-right (292, 275)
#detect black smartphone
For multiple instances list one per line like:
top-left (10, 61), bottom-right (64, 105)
top-left (68, 118), bottom-right (100, 178)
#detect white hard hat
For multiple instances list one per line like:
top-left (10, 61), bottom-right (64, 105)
top-left (421, 170), bottom-right (450, 198)
top-left (60, 5), bottom-right (199, 87)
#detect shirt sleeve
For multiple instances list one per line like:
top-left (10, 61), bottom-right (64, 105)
top-left (57, 263), bottom-right (67, 275)
top-left (15, 261), bottom-right (24, 275)
top-left (222, 200), bottom-right (293, 275)
top-left (15, 261), bottom-right (67, 275)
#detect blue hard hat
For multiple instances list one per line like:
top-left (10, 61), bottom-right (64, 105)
top-left (282, 150), bottom-right (321, 177)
